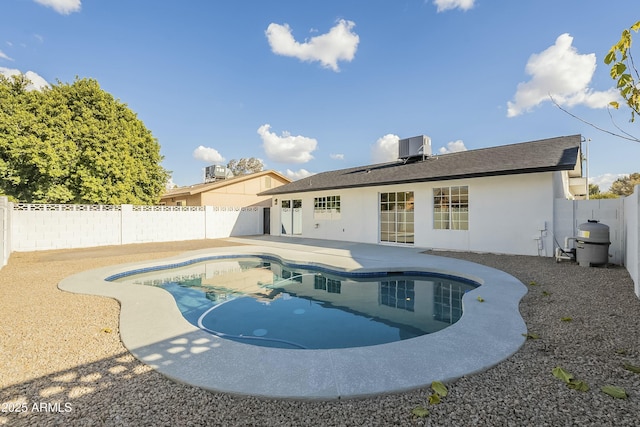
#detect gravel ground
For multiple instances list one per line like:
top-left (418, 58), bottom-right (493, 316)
top-left (1, 239), bottom-right (639, 426)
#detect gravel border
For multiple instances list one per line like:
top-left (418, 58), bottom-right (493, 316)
top-left (1, 239), bottom-right (639, 426)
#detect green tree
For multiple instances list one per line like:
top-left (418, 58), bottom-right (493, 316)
top-left (591, 191), bottom-right (619, 199)
top-left (605, 20), bottom-right (640, 122)
top-left (589, 183), bottom-right (601, 196)
top-left (0, 75), bottom-right (168, 204)
top-left (226, 157), bottom-right (264, 176)
top-left (610, 172), bottom-right (640, 196)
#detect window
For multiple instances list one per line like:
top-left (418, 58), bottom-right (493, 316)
top-left (314, 276), bottom-right (341, 293)
top-left (380, 280), bottom-right (415, 311)
top-left (281, 269), bottom-right (302, 283)
top-left (314, 195), bottom-right (340, 213)
top-left (379, 191), bottom-right (414, 244)
top-left (433, 282), bottom-right (465, 323)
top-left (314, 275), bottom-right (327, 290)
top-left (314, 195), bottom-right (340, 219)
top-left (327, 279), bottom-right (341, 294)
top-left (433, 186), bottom-right (468, 230)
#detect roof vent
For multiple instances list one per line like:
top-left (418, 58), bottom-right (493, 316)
top-left (398, 135), bottom-right (432, 161)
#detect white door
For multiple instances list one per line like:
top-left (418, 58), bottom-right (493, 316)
top-left (281, 200), bottom-right (292, 235)
top-left (281, 199), bottom-right (302, 235)
top-left (292, 199), bottom-right (302, 235)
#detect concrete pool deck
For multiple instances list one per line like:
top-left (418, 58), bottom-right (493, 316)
top-left (58, 236), bottom-right (528, 399)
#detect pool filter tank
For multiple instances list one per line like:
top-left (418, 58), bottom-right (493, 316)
top-left (575, 220), bottom-right (610, 267)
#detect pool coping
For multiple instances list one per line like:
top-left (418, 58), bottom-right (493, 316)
top-left (58, 237), bottom-right (528, 400)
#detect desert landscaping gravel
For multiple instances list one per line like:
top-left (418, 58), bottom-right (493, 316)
top-left (1, 239), bottom-right (639, 426)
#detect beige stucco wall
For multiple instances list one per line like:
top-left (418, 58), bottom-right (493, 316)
top-left (161, 194), bottom-right (202, 207)
top-left (200, 174), bottom-right (289, 207)
top-left (161, 173), bottom-right (289, 207)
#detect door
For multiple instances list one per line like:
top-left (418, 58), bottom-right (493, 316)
top-left (263, 207), bottom-right (270, 234)
top-left (292, 199), bottom-right (302, 235)
top-left (281, 200), bottom-right (292, 235)
top-left (281, 199), bottom-right (302, 235)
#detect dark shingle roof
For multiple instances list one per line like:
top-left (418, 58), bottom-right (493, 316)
top-left (260, 135), bottom-right (582, 196)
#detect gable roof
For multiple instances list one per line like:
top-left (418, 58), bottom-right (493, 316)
top-left (163, 169), bottom-right (290, 198)
top-left (260, 134), bottom-right (582, 196)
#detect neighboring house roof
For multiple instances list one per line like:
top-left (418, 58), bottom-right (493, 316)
top-left (260, 135), bottom-right (582, 196)
top-left (164, 169), bottom-right (290, 198)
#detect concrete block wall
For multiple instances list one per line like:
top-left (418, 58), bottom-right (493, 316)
top-left (11, 204), bottom-right (121, 251)
top-left (121, 205), bottom-right (207, 244)
top-left (205, 206), bottom-right (263, 238)
top-left (8, 203), bottom-right (263, 252)
top-left (0, 197), bottom-right (10, 267)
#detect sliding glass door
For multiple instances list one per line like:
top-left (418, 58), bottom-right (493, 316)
top-left (379, 191), bottom-right (414, 244)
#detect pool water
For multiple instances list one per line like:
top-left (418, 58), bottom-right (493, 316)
top-left (112, 257), bottom-right (477, 349)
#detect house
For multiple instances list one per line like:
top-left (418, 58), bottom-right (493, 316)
top-left (259, 135), bottom-right (588, 256)
top-left (161, 170), bottom-right (291, 207)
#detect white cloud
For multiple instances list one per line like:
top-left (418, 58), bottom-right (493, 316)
top-left (0, 67), bottom-right (49, 91)
top-left (330, 153), bottom-right (344, 160)
top-left (165, 176), bottom-right (179, 190)
top-left (193, 145), bottom-right (225, 163)
top-left (34, 0), bottom-right (81, 14)
top-left (284, 169), bottom-right (314, 181)
top-left (438, 140), bottom-right (467, 154)
top-left (589, 173), bottom-right (628, 193)
top-left (257, 124), bottom-right (318, 163)
top-left (371, 134), bottom-right (400, 163)
top-left (0, 50), bottom-right (13, 61)
top-left (266, 19), bottom-right (359, 71)
top-left (507, 33), bottom-right (619, 117)
top-left (433, 0), bottom-right (475, 12)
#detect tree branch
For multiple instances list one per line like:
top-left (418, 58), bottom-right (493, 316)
top-left (549, 94), bottom-right (640, 143)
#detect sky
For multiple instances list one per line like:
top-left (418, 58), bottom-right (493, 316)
top-left (1, 0), bottom-right (639, 191)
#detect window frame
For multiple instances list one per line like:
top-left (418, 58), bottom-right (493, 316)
top-left (379, 191), bottom-right (415, 244)
top-left (313, 195), bottom-right (341, 220)
top-left (433, 186), bottom-right (469, 230)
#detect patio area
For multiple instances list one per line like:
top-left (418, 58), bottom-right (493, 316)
top-left (1, 237), bottom-right (639, 426)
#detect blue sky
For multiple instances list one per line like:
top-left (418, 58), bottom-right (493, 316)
top-left (2, 0), bottom-right (639, 191)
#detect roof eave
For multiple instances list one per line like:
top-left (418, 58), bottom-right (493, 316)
top-left (259, 165), bottom-right (574, 196)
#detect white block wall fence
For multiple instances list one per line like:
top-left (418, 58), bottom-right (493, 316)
top-left (1, 198), bottom-right (263, 257)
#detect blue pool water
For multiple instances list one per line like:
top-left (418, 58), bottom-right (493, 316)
top-left (111, 256), bottom-right (478, 349)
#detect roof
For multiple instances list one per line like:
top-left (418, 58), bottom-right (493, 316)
top-left (163, 169), bottom-right (290, 198)
top-left (260, 135), bottom-right (582, 196)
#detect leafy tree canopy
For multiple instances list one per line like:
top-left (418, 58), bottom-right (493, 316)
top-left (0, 75), bottom-right (168, 204)
top-left (226, 157), bottom-right (264, 176)
top-left (589, 184), bottom-right (620, 199)
top-left (589, 173), bottom-right (640, 198)
top-left (605, 20), bottom-right (640, 122)
top-left (610, 172), bottom-right (640, 196)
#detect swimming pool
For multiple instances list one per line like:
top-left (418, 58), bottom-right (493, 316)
top-left (110, 256), bottom-right (478, 349)
top-left (60, 237), bottom-right (528, 399)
